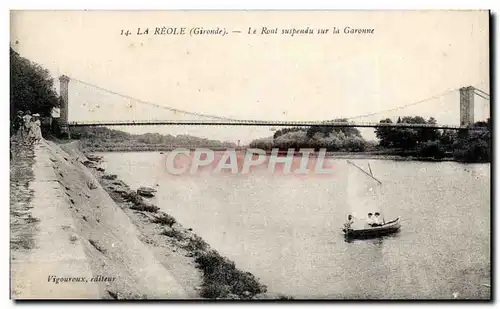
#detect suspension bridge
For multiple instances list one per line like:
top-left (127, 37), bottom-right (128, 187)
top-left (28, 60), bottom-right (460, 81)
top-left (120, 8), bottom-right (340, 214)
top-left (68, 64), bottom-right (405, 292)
top-left (57, 75), bottom-right (490, 132)
top-left (68, 119), bottom-right (486, 130)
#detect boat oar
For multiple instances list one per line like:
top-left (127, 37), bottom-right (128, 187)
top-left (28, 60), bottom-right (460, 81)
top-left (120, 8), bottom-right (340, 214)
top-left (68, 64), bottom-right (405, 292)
top-left (346, 160), bottom-right (382, 185)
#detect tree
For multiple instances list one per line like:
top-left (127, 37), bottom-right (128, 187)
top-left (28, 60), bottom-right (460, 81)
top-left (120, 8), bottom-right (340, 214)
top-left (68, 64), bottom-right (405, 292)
top-left (249, 137), bottom-right (274, 150)
top-left (375, 116), bottom-right (440, 149)
top-left (273, 127), bottom-right (304, 140)
top-left (418, 140), bottom-right (446, 159)
top-left (10, 47), bottom-right (60, 130)
top-left (344, 135), bottom-right (366, 152)
top-left (421, 117), bottom-right (440, 142)
top-left (306, 118), bottom-right (362, 139)
top-left (453, 137), bottom-right (490, 162)
top-left (274, 130), bottom-right (309, 150)
top-left (306, 125), bottom-right (333, 138)
top-left (456, 119), bottom-right (491, 162)
top-left (374, 118), bottom-right (396, 147)
top-left (439, 130), bottom-right (458, 151)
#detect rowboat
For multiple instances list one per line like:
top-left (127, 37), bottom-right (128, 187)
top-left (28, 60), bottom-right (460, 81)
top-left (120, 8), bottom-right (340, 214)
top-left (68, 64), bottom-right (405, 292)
top-left (137, 186), bottom-right (157, 198)
top-left (343, 217), bottom-right (401, 239)
top-left (343, 160), bottom-right (401, 240)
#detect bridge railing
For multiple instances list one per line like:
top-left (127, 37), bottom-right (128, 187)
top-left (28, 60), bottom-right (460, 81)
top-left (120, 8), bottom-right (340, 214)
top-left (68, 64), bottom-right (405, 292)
top-left (68, 120), bottom-right (488, 130)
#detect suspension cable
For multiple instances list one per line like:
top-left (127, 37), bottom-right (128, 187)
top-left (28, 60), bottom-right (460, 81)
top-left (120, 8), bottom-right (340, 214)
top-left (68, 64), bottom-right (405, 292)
top-left (345, 88), bottom-right (460, 121)
top-left (473, 87), bottom-right (490, 98)
top-left (474, 91), bottom-right (490, 101)
top-left (64, 77), bottom-right (476, 124)
top-left (68, 76), bottom-right (238, 121)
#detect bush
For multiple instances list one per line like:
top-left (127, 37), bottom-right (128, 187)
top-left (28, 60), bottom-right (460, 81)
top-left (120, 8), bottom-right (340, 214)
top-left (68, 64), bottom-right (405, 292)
top-left (344, 136), bottom-right (366, 152)
top-left (195, 250), bottom-right (267, 299)
top-left (201, 283), bottom-right (232, 299)
top-left (124, 191), bottom-right (159, 212)
top-left (102, 174), bottom-right (118, 180)
top-left (184, 235), bottom-right (209, 252)
top-left (123, 191), bottom-right (143, 205)
top-left (152, 213), bottom-right (176, 227)
top-left (453, 139), bottom-right (491, 163)
top-left (130, 203), bottom-right (159, 213)
top-left (417, 140), bottom-right (446, 159)
top-left (161, 228), bottom-right (184, 241)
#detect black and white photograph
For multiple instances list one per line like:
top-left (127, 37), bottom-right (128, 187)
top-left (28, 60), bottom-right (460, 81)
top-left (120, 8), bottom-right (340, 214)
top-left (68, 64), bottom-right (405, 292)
top-left (9, 10), bottom-right (491, 300)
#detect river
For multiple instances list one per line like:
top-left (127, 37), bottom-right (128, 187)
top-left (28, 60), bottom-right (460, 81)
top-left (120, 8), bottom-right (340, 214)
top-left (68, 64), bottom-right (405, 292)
top-left (97, 151), bottom-right (491, 299)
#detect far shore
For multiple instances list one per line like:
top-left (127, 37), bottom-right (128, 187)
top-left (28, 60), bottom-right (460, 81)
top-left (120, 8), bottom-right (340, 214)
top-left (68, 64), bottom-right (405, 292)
top-left (83, 146), bottom-right (471, 163)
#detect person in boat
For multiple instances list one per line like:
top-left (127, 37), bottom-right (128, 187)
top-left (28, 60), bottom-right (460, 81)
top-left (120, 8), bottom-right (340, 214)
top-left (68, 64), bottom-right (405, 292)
top-left (366, 213), bottom-right (374, 227)
top-left (347, 214), bottom-right (354, 225)
top-left (372, 212), bottom-right (384, 227)
top-left (344, 214), bottom-right (354, 230)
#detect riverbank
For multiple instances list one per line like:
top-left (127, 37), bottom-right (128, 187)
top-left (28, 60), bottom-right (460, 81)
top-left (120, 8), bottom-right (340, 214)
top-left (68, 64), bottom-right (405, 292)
top-left (78, 145), bottom-right (463, 163)
top-left (10, 139), bottom-right (192, 299)
top-left (60, 141), bottom-right (270, 299)
top-left (10, 137), bottom-right (273, 299)
top-left (62, 143), bottom-right (270, 299)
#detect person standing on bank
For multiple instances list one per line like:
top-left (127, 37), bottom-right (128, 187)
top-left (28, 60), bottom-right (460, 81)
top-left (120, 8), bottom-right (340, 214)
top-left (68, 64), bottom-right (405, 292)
top-left (30, 114), bottom-right (43, 144)
top-left (22, 111), bottom-right (33, 145)
top-left (13, 110), bottom-right (24, 139)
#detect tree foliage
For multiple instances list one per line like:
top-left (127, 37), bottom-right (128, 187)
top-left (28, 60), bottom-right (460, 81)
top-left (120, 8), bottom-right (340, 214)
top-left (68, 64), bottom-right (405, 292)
top-left (250, 119), bottom-right (366, 152)
top-left (10, 48), bottom-right (60, 122)
top-left (376, 115), bottom-right (491, 162)
top-left (306, 118), bottom-right (362, 138)
top-left (252, 115), bottom-right (491, 162)
top-left (375, 116), bottom-right (440, 149)
top-left (72, 126), bottom-right (238, 149)
top-left (452, 123), bottom-right (491, 163)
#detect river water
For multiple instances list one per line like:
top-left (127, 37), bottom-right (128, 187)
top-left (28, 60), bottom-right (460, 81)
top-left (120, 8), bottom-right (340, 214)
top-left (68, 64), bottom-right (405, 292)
top-left (97, 151), bottom-right (491, 299)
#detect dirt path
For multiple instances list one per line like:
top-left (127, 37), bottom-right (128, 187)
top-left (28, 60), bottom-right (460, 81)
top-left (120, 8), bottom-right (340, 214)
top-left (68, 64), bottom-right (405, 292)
top-left (10, 143), bottom-right (36, 253)
top-left (11, 140), bottom-right (189, 299)
top-left (10, 141), bottom-right (100, 299)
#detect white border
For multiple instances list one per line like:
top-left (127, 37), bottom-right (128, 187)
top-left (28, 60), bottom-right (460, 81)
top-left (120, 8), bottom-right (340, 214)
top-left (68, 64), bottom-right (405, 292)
top-left (2, 1), bottom-right (497, 309)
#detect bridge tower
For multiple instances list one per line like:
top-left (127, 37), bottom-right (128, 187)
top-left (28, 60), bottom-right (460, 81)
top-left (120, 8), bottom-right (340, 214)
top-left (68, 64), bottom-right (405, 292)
top-left (58, 75), bottom-right (70, 137)
top-left (459, 86), bottom-right (475, 126)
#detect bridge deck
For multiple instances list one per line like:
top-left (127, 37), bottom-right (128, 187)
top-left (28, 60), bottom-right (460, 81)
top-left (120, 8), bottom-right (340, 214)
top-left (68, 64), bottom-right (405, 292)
top-left (68, 120), bottom-right (487, 130)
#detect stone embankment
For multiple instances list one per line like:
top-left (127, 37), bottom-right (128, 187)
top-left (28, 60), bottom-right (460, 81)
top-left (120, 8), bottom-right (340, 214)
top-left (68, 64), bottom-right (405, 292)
top-left (11, 140), bottom-right (189, 299)
top-left (10, 139), bottom-right (269, 300)
top-left (73, 143), bottom-right (269, 300)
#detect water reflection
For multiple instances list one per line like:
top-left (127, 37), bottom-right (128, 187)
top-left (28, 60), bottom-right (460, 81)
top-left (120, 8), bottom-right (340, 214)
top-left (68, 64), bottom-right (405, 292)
top-left (345, 235), bottom-right (387, 244)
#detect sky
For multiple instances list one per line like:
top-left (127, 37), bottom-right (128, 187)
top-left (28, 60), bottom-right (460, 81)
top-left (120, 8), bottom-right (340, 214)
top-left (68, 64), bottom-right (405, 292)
top-left (10, 10), bottom-right (490, 144)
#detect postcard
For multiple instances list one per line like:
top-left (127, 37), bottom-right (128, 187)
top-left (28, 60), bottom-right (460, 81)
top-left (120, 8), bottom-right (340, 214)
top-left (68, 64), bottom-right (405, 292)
top-left (10, 10), bottom-right (491, 300)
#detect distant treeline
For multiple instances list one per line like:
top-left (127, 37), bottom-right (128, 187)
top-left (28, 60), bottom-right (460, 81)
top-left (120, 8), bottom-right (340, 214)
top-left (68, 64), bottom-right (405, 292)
top-left (375, 116), bottom-right (491, 163)
top-left (70, 127), bottom-right (238, 151)
top-left (250, 119), bottom-right (371, 152)
top-left (249, 117), bottom-right (491, 163)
